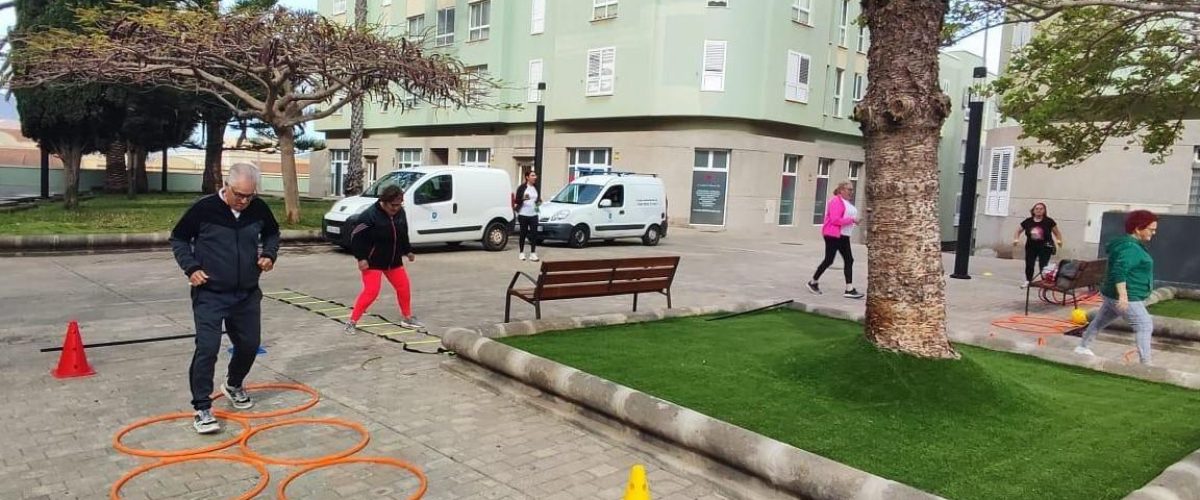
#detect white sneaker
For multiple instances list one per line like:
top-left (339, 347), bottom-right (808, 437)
top-left (519, 252), bottom-right (526, 261)
top-left (529, 253), bottom-right (540, 262)
top-left (1020, 281), bottom-right (1030, 289)
top-left (193, 409), bottom-right (220, 434)
top-left (1073, 346), bottom-right (1096, 357)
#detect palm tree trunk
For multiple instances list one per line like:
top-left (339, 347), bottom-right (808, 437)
top-left (857, 0), bottom-right (958, 359)
top-left (275, 124), bottom-right (301, 224)
top-left (104, 141), bottom-right (127, 193)
top-left (134, 146), bottom-right (149, 194)
top-left (202, 116), bottom-right (226, 193)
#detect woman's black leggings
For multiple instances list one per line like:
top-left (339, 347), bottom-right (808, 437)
top-left (813, 235), bottom-right (853, 284)
top-left (518, 215), bottom-right (538, 253)
top-left (1025, 245), bottom-right (1053, 281)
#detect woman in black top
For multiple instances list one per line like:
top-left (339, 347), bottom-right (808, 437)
top-left (1012, 202), bottom-right (1064, 287)
top-left (346, 185), bottom-right (425, 333)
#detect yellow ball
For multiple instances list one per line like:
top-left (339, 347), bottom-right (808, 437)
top-left (1071, 308), bottom-right (1088, 325)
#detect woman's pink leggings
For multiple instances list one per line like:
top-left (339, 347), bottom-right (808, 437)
top-left (351, 267), bottom-right (411, 322)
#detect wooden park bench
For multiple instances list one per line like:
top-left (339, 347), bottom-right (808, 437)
top-left (505, 256), bottom-right (681, 322)
top-left (1025, 258), bottom-right (1107, 315)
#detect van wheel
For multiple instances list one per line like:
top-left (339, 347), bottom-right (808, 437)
top-left (642, 225), bottom-right (661, 246)
top-left (482, 221), bottom-right (509, 251)
top-left (568, 225), bottom-right (590, 248)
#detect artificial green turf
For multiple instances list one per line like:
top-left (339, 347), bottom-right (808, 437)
top-left (500, 309), bottom-right (1200, 500)
top-left (0, 193), bottom-right (333, 234)
top-left (1148, 299), bottom-right (1200, 321)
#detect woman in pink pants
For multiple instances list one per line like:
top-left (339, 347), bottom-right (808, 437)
top-left (346, 185), bottom-right (425, 333)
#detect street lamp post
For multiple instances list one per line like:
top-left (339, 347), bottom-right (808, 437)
top-left (950, 66), bottom-right (988, 280)
top-left (533, 82), bottom-right (546, 191)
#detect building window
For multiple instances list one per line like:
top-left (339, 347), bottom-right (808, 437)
top-left (707, 0), bottom-right (728, 6)
top-left (985, 147), bottom-right (1014, 216)
top-left (812, 158), bottom-right (832, 225)
top-left (568, 148), bottom-right (612, 181)
top-left (791, 0), bottom-right (811, 25)
top-left (586, 47), bottom-right (616, 96)
top-left (1190, 161), bottom-right (1200, 215)
top-left (465, 64), bottom-right (488, 93)
top-left (460, 148), bottom-right (490, 167)
top-left (785, 51), bottom-right (811, 103)
top-left (407, 15), bottom-right (424, 40)
top-left (691, 149), bottom-right (730, 226)
top-left (832, 68), bottom-right (845, 117)
top-left (331, 90), bottom-right (347, 115)
top-left (1012, 22), bottom-right (1033, 50)
top-left (435, 8), bottom-right (455, 46)
top-left (531, 0), bottom-right (545, 34)
top-left (468, 0), bottom-right (490, 42)
top-left (848, 161), bottom-right (862, 205)
top-left (395, 148), bottom-right (421, 169)
top-left (701, 40), bottom-right (727, 92)
top-left (330, 149), bottom-right (349, 195)
top-left (332, 0), bottom-right (346, 14)
top-left (852, 72), bottom-right (864, 101)
top-left (954, 193), bottom-right (962, 226)
top-left (857, 25), bottom-right (867, 53)
top-left (837, 0), bottom-right (849, 47)
top-left (593, 0), bottom-right (618, 21)
top-left (779, 155), bottom-right (800, 226)
top-left (527, 59), bottom-right (544, 103)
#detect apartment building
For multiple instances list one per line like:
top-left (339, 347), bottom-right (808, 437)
top-left (313, 0), bottom-right (978, 240)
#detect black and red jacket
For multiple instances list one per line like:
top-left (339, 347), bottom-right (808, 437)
top-left (350, 203), bottom-right (412, 270)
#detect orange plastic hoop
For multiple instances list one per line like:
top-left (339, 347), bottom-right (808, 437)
top-left (239, 417), bottom-right (370, 466)
top-left (211, 382), bottom-right (320, 419)
top-left (110, 453), bottom-right (268, 500)
top-left (990, 315), bottom-right (1079, 335)
top-left (277, 456), bottom-right (428, 500)
top-left (112, 412), bottom-right (251, 458)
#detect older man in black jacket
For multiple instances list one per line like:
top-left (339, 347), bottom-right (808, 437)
top-left (170, 163), bottom-right (280, 434)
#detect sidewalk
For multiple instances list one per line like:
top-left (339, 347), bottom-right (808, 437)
top-left (0, 228), bottom-right (1193, 499)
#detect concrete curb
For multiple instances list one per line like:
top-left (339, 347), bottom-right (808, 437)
top-left (0, 229), bottom-right (323, 251)
top-left (1085, 287), bottom-right (1200, 343)
top-left (1126, 450), bottom-right (1200, 500)
top-left (443, 300), bottom-right (943, 500)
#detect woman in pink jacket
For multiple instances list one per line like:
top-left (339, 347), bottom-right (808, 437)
top-left (807, 181), bottom-right (864, 299)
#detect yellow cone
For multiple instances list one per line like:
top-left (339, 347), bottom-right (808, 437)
top-left (1071, 308), bottom-right (1088, 325)
top-left (623, 464), bottom-right (651, 500)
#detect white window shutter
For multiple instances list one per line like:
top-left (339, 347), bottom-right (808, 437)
top-left (702, 41), bottom-right (726, 92)
top-left (527, 59), bottom-right (544, 102)
top-left (997, 149), bottom-right (1013, 215)
top-left (586, 49), bottom-right (602, 95)
top-left (786, 51), bottom-right (804, 102)
top-left (601, 48), bottom-right (615, 94)
top-left (531, 0), bottom-right (545, 34)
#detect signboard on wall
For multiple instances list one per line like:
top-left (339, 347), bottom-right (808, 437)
top-left (690, 170), bottom-right (727, 225)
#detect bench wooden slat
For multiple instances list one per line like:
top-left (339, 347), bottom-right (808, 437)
top-left (539, 267), bottom-right (677, 285)
top-left (536, 279), bottom-right (671, 300)
top-left (539, 256), bottom-right (681, 272)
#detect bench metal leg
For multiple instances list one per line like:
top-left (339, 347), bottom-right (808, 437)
top-left (535, 301), bottom-right (541, 320)
top-left (666, 289), bottom-right (673, 309)
top-left (633, 293), bottom-right (639, 312)
top-left (505, 294), bottom-right (512, 323)
top-left (1025, 286), bottom-right (1031, 316)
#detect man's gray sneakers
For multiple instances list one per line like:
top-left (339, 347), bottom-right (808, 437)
top-left (221, 383), bottom-right (254, 410)
top-left (193, 409), bottom-right (220, 434)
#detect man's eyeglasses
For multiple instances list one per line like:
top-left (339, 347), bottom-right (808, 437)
top-left (229, 189), bottom-right (256, 201)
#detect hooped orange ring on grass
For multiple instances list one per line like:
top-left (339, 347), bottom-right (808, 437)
top-left (277, 456), bottom-right (428, 500)
top-left (238, 417), bottom-right (370, 466)
top-left (109, 453), bottom-right (268, 500)
top-left (211, 382), bottom-right (320, 419)
top-left (112, 412), bottom-right (251, 458)
top-left (990, 315), bottom-right (1080, 335)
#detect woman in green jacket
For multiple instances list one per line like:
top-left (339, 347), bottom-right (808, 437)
top-left (1075, 210), bottom-right (1158, 364)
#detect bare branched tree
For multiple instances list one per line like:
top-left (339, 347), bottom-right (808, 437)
top-left (6, 4), bottom-right (494, 222)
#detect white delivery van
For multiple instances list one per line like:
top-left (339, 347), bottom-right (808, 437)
top-left (322, 166), bottom-right (513, 251)
top-left (537, 173), bottom-right (668, 248)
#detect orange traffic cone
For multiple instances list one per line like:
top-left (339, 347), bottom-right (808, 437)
top-left (52, 320), bottom-right (95, 379)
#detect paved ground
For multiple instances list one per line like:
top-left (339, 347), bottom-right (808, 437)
top-left (1, 228), bottom-right (1195, 499)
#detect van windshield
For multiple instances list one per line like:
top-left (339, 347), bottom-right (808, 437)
top-left (364, 171), bottom-right (425, 197)
top-left (552, 183), bottom-right (604, 204)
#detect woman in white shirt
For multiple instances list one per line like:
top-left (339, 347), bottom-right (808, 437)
top-left (513, 170), bottom-right (541, 261)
